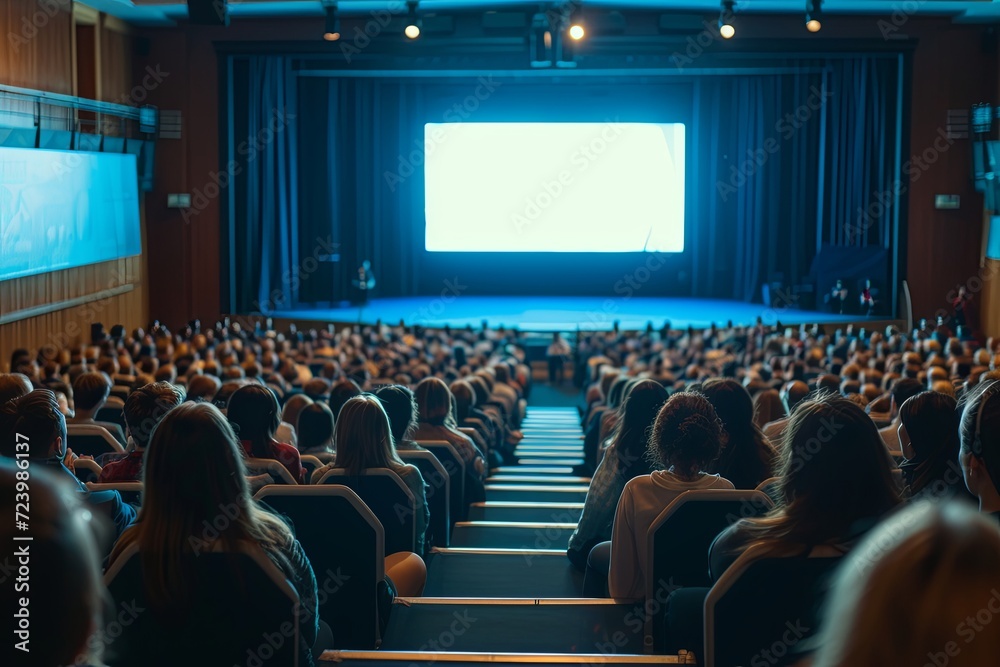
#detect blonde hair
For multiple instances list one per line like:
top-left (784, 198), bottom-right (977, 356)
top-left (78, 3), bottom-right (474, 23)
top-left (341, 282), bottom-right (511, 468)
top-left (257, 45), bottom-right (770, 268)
top-left (333, 395), bottom-right (402, 474)
top-left (813, 502), bottom-right (1000, 667)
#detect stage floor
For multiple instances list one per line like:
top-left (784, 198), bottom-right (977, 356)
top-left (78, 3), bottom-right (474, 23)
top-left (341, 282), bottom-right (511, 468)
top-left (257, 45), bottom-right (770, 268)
top-left (269, 296), bottom-right (871, 332)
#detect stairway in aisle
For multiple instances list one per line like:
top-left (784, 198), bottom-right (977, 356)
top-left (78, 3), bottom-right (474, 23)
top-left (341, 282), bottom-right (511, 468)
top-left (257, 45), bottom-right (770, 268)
top-left (320, 399), bottom-right (696, 665)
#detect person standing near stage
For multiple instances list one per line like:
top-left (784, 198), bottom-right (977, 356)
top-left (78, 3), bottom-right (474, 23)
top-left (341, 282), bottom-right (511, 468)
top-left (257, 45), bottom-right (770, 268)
top-left (952, 285), bottom-right (973, 329)
top-left (547, 332), bottom-right (572, 384)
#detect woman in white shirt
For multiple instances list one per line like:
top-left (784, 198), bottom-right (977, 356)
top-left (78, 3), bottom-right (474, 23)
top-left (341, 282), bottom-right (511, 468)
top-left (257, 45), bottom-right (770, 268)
top-left (608, 392), bottom-right (734, 599)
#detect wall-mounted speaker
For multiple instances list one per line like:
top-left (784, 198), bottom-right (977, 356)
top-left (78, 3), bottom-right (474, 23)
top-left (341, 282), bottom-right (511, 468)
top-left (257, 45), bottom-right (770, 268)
top-left (187, 0), bottom-right (229, 27)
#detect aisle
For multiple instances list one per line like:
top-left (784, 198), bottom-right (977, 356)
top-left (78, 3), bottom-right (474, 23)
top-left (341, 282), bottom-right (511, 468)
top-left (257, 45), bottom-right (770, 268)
top-left (320, 396), bottom-right (697, 665)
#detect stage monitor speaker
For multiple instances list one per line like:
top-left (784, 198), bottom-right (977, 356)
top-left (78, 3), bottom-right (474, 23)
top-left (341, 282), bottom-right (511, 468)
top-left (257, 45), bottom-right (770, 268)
top-left (187, 0), bottom-right (229, 26)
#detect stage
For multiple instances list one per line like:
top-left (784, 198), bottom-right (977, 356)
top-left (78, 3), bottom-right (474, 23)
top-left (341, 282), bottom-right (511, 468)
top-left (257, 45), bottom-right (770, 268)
top-left (268, 296), bottom-right (889, 332)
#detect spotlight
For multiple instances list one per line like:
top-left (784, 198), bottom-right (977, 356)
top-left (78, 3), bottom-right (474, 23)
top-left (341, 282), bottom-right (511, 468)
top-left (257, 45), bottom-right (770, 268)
top-left (530, 10), bottom-right (551, 67)
top-left (405, 0), bottom-right (421, 39)
top-left (569, 24), bottom-right (585, 40)
top-left (719, 0), bottom-right (736, 39)
top-left (322, 1), bottom-right (340, 41)
top-left (805, 0), bottom-right (822, 33)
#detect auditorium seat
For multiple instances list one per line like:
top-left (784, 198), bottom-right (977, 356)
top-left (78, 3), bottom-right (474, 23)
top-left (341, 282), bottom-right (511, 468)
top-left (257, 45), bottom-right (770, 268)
top-left (254, 485), bottom-right (387, 649)
top-left (244, 457), bottom-right (299, 484)
top-left (66, 424), bottom-right (125, 457)
top-left (315, 467), bottom-right (416, 555)
top-left (103, 542), bottom-right (302, 666)
top-left (300, 454), bottom-right (327, 482)
top-left (73, 458), bottom-right (103, 485)
top-left (645, 490), bottom-right (774, 652)
top-left (416, 440), bottom-right (467, 522)
top-left (398, 449), bottom-right (451, 547)
top-left (319, 650), bottom-right (696, 666)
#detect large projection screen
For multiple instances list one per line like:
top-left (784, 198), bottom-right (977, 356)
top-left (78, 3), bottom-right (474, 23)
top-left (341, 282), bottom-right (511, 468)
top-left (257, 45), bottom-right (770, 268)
top-left (0, 147), bottom-right (141, 281)
top-left (424, 122), bottom-right (685, 253)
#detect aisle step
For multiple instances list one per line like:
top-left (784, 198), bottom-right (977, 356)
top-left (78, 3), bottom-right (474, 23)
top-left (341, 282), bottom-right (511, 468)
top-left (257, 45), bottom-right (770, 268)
top-left (518, 459), bottom-right (584, 467)
top-left (468, 502), bottom-right (583, 523)
top-left (451, 521), bottom-right (577, 549)
top-left (515, 445), bottom-right (584, 452)
top-left (512, 450), bottom-right (583, 458)
top-left (424, 549), bottom-right (583, 597)
top-left (320, 651), bottom-right (696, 665)
top-left (486, 475), bottom-right (591, 485)
top-left (494, 466), bottom-right (575, 475)
top-left (485, 485), bottom-right (589, 503)
top-left (378, 599), bottom-right (649, 654)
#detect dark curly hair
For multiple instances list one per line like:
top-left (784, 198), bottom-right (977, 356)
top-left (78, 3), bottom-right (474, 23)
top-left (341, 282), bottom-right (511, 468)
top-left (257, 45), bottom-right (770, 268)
top-left (648, 391), bottom-right (727, 478)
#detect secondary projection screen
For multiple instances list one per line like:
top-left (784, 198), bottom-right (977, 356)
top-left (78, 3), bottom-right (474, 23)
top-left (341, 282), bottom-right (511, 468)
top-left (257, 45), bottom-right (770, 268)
top-left (0, 147), bottom-right (141, 281)
top-left (424, 122), bottom-right (685, 252)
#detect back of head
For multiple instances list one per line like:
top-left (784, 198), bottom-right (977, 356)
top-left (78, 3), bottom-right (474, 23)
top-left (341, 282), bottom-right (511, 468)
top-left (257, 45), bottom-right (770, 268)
top-left (281, 393), bottom-right (314, 431)
top-left (702, 378), bottom-right (773, 486)
top-left (816, 374), bottom-right (841, 393)
top-left (303, 377), bottom-right (332, 401)
top-left (648, 392), bottom-right (727, 477)
top-left (185, 373), bottom-right (222, 403)
top-left (226, 383), bottom-right (280, 457)
top-left (375, 385), bottom-right (418, 442)
top-left (72, 371), bottom-right (111, 411)
top-left (782, 380), bottom-right (810, 413)
top-left (0, 460), bottom-right (104, 666)
top-left (0, 372), bottom-right (33, 405)
top-left (813, 502), bottom-right (1000, 667)
top-left (449, 380), bottom-right (476, 421)
top-left (0, 389), bottom-right (65, 459)
top-left (614, 379), bottom-right (668, 477)
top-left (415, 376), bottom-right (454, 426)
top-left (334, 395), bottom-right (398, 474)
top-left (123, 381), bottom-right (183, 450)
top-left (297, 402), bottom-right (335, 452)
top-left (959, 379), bottom-right (1000, 497)
top-left (607, 376), bottom-right (631, 411)
top-left (213, 380), bottom-right (244, 410)
top-left (770, 395), bottom-right (899, 543)
top-left (892, 377), bottom-right (924, 411)
top-left (753, 388), bottom-right (784, 427)
top-left (328, 378), bottom-right (362, 419)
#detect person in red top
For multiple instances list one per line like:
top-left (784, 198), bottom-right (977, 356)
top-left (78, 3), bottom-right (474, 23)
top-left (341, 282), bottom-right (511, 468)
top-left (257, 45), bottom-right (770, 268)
top-left (227, 382), bottom-right (304, 483)
top-left (100, 381), bottom-right (182, 483)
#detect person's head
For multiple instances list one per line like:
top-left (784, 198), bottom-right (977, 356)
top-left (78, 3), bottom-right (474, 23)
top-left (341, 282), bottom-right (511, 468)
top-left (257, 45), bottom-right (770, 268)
top-left (0, 389), bottom-right (66, 459)
top-left (114, 402), bottom-right (292, 614)
top-left (959, 380), bottom-right (1000, 510)
top-left (890, 377), bottom-right (923, 417)
top-left (296, 402), bottom-right (335, 453)
top-left (755, 394), bottom-right (899, 546)
top-left (185, 373), bottom-right (221, 403)
top-left (415, 376), bottom-right (456, 428)
top-left (72, 371), bottom-right (111, 413)
top-left (333, 394), bottom-right (400, 474)
top-left (752, 389), bottom-right (785, 429)
top-left (328, 378), bottom-right (362, 419)
top-left (375, 385), bottom-right (418, 443)
top-left (449, 380), bottom-right (477, 422)
top-left (780, 380), bottom-right (810, 414)
top-left (226, 383), bottom-right (281, 458)
top-left (702, 378), bottom-right (775, 484)
top-left (813, 502), bottom-right (1000, 667)
top-left (281, 393), bottom-right (314, 432)
top-left (303, 377), bottom-right (332, 401)
top-left (897, 391), bottom-right (961, 497)
top-left (647, 392), bottom-right (726, 478)
top-left (0, 372), bottom-right (33, 405)
top-left (123, 381), bottom-right (183, 451)
top-left (612, 379), bottom-right (668, 478)
top-left (0, 461), bottom-right (105, 666)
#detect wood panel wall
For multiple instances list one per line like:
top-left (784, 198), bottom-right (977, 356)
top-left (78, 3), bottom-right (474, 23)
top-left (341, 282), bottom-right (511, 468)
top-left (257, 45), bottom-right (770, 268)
top-left (0, 1), bottom-right (148, 370)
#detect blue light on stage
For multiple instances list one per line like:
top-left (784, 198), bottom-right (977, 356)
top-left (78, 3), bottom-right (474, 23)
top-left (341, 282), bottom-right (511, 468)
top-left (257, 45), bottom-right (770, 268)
top-left (424, 122), bottom-right (685, 253)
top-left (0, 147), bottom-right (141, 281)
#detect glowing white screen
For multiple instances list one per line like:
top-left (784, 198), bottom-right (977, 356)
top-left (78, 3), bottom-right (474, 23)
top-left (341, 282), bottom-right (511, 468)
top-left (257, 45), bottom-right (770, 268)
top-left (424, 122), bottom-right (685, 252)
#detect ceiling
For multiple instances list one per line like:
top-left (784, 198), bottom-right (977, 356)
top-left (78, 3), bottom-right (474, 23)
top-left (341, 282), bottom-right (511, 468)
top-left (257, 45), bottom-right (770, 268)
top-left (81, 0), bottom-right (1000, 27)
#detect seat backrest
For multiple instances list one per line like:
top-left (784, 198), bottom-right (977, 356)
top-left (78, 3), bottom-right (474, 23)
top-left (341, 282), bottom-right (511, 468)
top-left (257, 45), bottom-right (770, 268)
top-left (74, 458), bottom-right (103, 485)
top-left (754, 477), bottom-right (783, 503)
top-left (316, 468), bottom-right (415, 555)
top-left (398, 450), bottom-right (450, 548)
top-left (704, 545), bottom-right (842, 667)
top-left (416, 440), bottom-right (466, 523)
top-left (299, 454), bottom-right (326, 482)
top-left (67, 424), bottom-right (124, 457)
top-left (255, 485), bottom-right (385, 649)
top-left (103, 542), bottom-right (300, 667)
top-left (646, 490), bottom-right (773, 653)
top-left (87, 481), bottom-right (143, 507)
top-left (96, 404), bottom-right (127, 433)
top-left (245, 457), bottom-right (298, 485)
